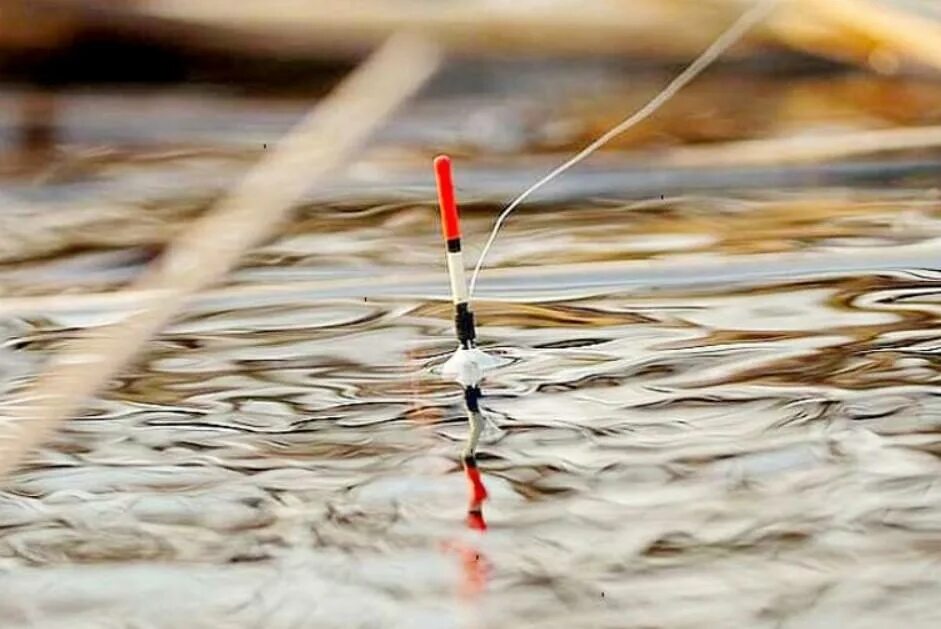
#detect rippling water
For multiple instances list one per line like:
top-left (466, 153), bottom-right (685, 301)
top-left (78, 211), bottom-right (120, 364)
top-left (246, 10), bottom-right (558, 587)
top-left (2, 69), bottom-right (941, 627)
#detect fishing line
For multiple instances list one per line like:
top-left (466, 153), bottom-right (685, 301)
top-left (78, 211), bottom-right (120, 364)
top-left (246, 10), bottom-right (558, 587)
top-left (467, 0), bottom-right (781, 297)
top-left (436, 0), bottom-right (778, 459)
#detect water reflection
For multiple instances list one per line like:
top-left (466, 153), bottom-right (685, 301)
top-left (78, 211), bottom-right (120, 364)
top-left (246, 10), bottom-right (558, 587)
top-left (442, 457), bottom-right (490, 599)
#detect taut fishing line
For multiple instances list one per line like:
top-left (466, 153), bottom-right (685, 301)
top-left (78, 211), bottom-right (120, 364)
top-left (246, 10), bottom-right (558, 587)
top-left (436, 0), bottom-right (780, 460)
top-left (467, 0), bottom-right (780, 297)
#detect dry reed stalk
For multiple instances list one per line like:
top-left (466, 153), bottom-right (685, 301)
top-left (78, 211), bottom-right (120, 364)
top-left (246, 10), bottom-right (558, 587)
top-left (795, 0), bottom-right (941, 71)
top-left (657, 124), bottom-right (941, 167)
top-left (141, 0), bottom-right (743, 58)
top-left (29, 0), bottom-right (941, 73)
top-left (0, 33), bottom-right (441, 480)
top-left (135, 0), bottom-right (941, 73)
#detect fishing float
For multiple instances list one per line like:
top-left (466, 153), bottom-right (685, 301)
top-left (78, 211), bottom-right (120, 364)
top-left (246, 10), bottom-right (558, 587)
top-left (433, 154), bottom-right (496, 464)
top-left (431, 0), bottom-right (776, 467)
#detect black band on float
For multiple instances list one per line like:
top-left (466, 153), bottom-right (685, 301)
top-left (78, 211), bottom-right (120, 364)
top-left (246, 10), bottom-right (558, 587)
top-left (446, 238), bottom-right (461, 253)
top-left (455, 302), bottom-right (476, 348)
top-left (464, 385), bottom-right (481, 413)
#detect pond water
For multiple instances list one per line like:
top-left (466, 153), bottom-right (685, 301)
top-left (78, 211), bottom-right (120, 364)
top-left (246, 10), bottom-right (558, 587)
top-left (1, 61), bottom-right (941, 627)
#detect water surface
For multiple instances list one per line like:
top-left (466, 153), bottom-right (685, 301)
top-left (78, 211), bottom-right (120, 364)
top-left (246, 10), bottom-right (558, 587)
top-left (1, 65), bottom-right (941, 628)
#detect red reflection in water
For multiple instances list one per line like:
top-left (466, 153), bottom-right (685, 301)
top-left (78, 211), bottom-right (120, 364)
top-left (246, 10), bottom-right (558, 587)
top-left (443, 458), bottom-right (490, 598)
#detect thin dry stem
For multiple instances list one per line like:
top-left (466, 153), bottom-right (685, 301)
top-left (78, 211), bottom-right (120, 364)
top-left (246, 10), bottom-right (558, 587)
top-left (658, 125), bottom-right (941, 167)
top-left (140, 0), bottom-right (752, 58)
top-left (0, 33), bottom-right (441, 480)
top-left (796, 0), bottom-right (941, 71)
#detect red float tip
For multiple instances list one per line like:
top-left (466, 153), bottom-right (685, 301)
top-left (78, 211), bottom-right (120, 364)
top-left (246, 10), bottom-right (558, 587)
top-left (434, 154), bottom-right (461, 241)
